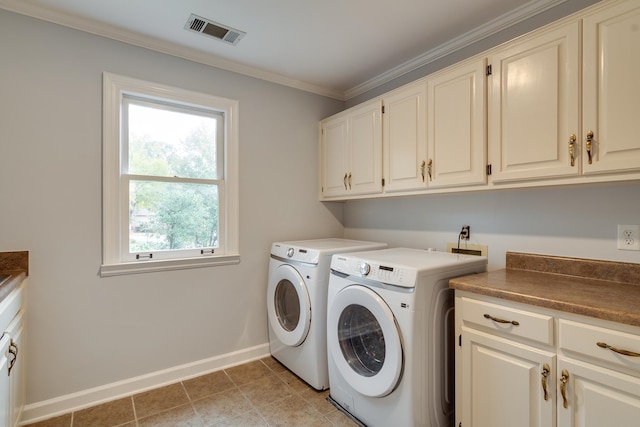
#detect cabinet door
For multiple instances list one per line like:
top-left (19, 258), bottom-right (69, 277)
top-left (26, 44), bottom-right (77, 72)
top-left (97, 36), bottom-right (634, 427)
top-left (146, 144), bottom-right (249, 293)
top-left (582, 1), bottom-right (640, 174)
top-left (348, 100), bottom-right (383, 196)
top-left (320, 115), bottom-right (349, 198)
top-left (428, 59), bottom-right (487, 188)
top-left (383, 81), bottom-right (427, 192)
top-left (0, 334), bottom-right (10, 427)
top-left (557, 357), bottom-right (640, 427)
top-left (6, 311), bottom-right (24, 427)
top-left (489, 21), bottom-right (580, 182)
top-left (460, 328), bottom-right (555, 427)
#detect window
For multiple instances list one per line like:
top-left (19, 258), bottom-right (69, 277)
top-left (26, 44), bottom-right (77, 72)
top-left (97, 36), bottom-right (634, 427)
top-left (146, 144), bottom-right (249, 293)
top-left (101, 73), bottom-right (239, 276)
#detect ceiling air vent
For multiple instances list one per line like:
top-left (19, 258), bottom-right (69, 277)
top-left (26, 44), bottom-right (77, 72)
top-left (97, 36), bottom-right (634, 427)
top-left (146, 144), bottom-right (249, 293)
top-left (184, 14), bottom-right (245, 46)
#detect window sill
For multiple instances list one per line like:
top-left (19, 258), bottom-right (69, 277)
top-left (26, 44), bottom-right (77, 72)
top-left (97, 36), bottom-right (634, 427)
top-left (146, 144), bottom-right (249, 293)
top-left (100, 254), bottom-right (240, 277)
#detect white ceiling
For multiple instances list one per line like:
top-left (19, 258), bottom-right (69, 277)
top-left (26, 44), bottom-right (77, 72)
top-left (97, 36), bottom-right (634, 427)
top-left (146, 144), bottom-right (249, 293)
top-left (0, 0), bottom-right (568, 100)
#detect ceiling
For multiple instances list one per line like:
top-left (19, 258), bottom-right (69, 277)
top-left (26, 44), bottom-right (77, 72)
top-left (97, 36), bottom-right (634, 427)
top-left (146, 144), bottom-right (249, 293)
top-left (0, 0), bottom-right (568, 100)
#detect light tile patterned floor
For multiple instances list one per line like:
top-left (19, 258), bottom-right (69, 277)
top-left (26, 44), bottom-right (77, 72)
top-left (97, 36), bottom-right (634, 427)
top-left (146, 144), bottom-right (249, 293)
top-left (25, 357), bottom-right (358, 427)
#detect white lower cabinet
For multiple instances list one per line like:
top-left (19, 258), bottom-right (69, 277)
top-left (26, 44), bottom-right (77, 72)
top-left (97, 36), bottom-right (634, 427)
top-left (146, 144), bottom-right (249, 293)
top-left (460, 328), bottom-right (554, 427)
top-left (0, 334), bottom-right (10, 427)
top-left (456, 292), bottom-right (640, 427)
top-left (557, 357), bottom-right (640, 427)
top-left (0, 281), bottom-right (26, 427)
top-left (6, 310), bottom-right (24, 427)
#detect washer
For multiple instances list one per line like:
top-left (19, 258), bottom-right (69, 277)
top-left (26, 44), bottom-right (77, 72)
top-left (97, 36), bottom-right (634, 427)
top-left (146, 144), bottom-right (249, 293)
top-left (327, 248), bottom-right (487, 427)
top-left (267, 238), bottom-right (386, 390)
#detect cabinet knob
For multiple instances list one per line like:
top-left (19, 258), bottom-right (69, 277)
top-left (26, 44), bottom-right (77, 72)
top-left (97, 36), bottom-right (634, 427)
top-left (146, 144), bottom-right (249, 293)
top-left (420, 160), bottom-right (426, 182)
top-left (343, 173), bottom-right (348, 190)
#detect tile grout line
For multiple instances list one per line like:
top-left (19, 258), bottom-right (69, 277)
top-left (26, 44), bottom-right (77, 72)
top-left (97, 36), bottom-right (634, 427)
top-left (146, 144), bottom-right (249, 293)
top-left (227, 359), bottom-right (281, 426)
top-left (180, 380), bottom-right (206, 427)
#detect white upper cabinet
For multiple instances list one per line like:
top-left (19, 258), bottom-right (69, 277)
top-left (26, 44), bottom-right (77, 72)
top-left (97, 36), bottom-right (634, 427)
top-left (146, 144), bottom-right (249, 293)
top-left (382, 81), bottom-right (427, 192)
top-left (319, 0), bottom-right (640, 201)
top-left (488, 21), bottom-right (580, 182)
top-left (427, 58), bottom-right (487, 188)
top-left (320, 99), bottom-right (383, 198)
top-left (582, 0), bottom-right (640, 174)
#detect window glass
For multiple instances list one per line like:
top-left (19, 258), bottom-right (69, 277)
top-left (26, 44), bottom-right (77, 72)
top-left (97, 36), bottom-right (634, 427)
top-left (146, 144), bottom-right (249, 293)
top-left (129, 180), bottom-right (219, 252)
top-left (101, 73), bottom-right (239, 276)
top-left (126, 100), bottom-right (223, 180)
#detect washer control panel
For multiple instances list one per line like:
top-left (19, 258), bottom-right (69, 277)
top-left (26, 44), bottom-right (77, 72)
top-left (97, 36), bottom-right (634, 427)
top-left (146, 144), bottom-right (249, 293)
top-left (271, 243), bottom-right (320, 264)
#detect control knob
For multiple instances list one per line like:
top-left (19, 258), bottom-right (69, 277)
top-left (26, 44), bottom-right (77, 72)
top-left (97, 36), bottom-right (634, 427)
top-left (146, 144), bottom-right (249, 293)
top-left (359, 262), bottom-right (371, 276)
top-left (287, 248), bottom-right (295, 257)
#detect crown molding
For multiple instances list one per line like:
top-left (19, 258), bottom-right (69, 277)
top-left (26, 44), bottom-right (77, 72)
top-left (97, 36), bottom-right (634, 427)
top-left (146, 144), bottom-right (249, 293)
top-left (0, 0), bottom-right (346, 100)
top-left (344, 0), bottom-right (569, 100)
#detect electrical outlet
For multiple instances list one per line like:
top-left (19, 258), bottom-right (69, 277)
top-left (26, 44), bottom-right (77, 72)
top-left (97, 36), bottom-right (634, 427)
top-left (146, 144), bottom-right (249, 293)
top-left (460, 225), bottom-right (470, 240)
top-left (617, 225), bottom-right (640, 251)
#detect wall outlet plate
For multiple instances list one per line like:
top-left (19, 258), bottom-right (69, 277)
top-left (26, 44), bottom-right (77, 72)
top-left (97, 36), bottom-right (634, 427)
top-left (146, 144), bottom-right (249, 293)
top-left (617, 225), bottom-right (640, 251)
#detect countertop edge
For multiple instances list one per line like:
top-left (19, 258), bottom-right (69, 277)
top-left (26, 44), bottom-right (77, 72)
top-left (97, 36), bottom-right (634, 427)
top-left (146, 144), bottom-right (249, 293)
top-left (0, 271), bottom-right (27, 305)
top-left (450, 279), bottom-right (640, 327)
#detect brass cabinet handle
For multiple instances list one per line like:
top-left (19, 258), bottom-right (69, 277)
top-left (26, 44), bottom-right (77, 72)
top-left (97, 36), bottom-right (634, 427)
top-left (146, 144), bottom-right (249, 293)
top-left (348, 172), bottom-right (352, 190)
top-left (585, 131), bottom-right (594, 164)
top-left (597, 342), bottom-right (640, 357)
top-left (483, 313), bottom-right (520, 326)
top-left (8, 339), bottom-right (18, 376)
top-left (420, 160), bottom-right (426, 182)
top-left (560, 369), bottom-right (569, 409)
top-left (343, 173), bottom-right (348, 190)
top-left (427, 159), bottom-right (433, 181)
top-left (541, 363), bottom-right (550, 401)
top-left (569, 134), bottom-right (576, 167)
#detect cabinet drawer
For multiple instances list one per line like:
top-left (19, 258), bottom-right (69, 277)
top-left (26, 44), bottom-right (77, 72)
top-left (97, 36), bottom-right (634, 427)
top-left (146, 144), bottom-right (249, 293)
top-left (460, 297), bottom-right (554, 346)
top-left (559, 319), bottom-right (640, 374)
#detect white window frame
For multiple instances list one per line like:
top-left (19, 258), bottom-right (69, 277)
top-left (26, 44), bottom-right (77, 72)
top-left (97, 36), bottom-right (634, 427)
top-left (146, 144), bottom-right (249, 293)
top-left (100, 73), bottom-right (239, 277)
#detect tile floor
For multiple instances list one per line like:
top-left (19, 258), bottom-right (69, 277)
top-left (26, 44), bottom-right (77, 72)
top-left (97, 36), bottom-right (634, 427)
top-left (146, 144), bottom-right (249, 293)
top-left (25, 357), bottom-right (358, 427)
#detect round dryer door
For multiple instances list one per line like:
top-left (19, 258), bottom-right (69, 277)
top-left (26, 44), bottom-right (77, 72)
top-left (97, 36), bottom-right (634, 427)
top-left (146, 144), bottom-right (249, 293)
top-left (328, 285), bottom-right (403, 397)
top-left (267, 264), bottom-right (311, 347)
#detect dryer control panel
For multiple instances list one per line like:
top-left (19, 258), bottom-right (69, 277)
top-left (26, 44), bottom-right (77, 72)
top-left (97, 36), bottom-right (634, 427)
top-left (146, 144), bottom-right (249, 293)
top-left (331, 255), bottom-right (418, 288)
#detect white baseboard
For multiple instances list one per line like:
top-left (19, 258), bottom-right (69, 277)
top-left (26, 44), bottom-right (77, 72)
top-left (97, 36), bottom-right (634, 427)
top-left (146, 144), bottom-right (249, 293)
top-left (20, 343), bottom-right (270, 425)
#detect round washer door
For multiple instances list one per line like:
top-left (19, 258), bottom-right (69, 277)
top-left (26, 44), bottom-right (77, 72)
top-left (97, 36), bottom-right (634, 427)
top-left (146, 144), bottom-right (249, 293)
top-left (328, 284), bottom-right (403, 397)
top-left (267, 264), bottom-right (311, 347)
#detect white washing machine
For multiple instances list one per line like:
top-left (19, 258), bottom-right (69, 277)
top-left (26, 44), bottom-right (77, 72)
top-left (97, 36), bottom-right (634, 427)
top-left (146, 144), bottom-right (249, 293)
top-left (267, 238), bottom-right (386, 390)
top-left (327, 248), bottom-right (487, 427)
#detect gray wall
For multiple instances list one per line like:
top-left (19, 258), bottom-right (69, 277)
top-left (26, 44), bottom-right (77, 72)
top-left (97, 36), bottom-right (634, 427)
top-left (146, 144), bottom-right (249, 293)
top-left (0, 9), bottom-right (344, 404)
top-left (341, 0), bottom-right (640, 270)
top-left (342, 183), bottom-right (640, 272)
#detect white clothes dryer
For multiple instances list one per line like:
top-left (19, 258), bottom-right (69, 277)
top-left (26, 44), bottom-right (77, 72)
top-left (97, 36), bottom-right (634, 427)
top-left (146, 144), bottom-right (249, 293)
top-left (267, 238), bottom-right (386, 390)
top-left (327, 248), bottom-right (486, 427)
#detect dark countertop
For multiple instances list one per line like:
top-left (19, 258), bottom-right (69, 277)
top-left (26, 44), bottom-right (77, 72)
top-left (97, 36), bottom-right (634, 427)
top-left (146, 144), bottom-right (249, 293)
top-left (449, 252), bottom-right (640, 327)
top-left (0, 251), bottom-right (29, 304)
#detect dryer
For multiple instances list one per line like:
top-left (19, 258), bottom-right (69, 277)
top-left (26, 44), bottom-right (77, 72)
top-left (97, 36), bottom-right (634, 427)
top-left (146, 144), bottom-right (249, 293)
top-left (267, 238), bottom-right (386, 390)
top-left (327, 248), bottom-right (486, 426)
